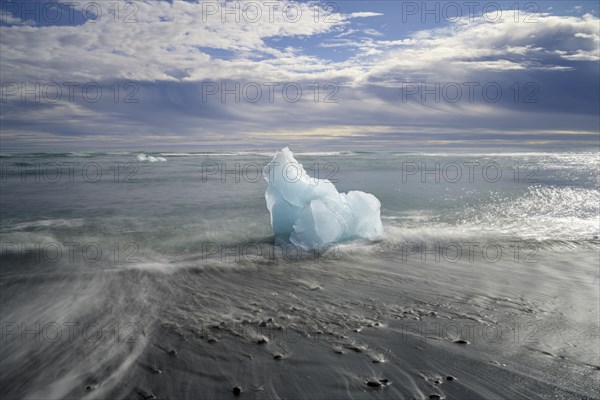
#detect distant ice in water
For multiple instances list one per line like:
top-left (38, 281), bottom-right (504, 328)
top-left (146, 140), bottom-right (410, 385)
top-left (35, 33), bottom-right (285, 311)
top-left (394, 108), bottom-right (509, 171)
top-left (264, 147), bottom-right (383, 249)
top-left (137, 154), bottom-right (167, 162)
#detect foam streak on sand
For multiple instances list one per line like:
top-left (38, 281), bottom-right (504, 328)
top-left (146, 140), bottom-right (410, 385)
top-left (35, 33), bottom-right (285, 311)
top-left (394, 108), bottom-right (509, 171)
top-left (263, 148), bottom-right (383, 249)
top-left (137, 154), bottom-right (167, 162)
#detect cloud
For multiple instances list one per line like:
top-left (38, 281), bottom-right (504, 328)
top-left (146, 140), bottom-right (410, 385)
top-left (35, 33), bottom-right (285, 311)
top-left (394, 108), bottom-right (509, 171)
top-left (362, 28), bottom-right (383, 36)
top-left (347, 12), bottom-right (384, 18)
top-left (0, 0), bottom-right (350, 83)
top-left (0, 2), bottom-right (598, 149)
top-left (0, 8), bottom-right (35, 25)
top-left (2, 3), bottom-right (598, 84)
top-left (358, 13), bottom-right (599, 84)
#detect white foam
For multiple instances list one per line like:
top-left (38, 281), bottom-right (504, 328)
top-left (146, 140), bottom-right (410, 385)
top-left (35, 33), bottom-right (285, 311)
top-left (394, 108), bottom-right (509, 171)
top-left (137, 154), bottom-right (167, 162)
top-left (159, 151), bottom-right (355, 157)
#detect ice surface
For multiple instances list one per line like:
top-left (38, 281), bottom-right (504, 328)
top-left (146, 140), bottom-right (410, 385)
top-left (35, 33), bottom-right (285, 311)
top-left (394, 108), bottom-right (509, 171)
top-left (264, 147), bottom-right (383, 249)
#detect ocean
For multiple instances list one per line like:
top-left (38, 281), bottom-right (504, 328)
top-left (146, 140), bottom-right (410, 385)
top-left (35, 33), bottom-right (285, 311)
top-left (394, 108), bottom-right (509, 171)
top-left (1, 150), bottom-right (598, 399)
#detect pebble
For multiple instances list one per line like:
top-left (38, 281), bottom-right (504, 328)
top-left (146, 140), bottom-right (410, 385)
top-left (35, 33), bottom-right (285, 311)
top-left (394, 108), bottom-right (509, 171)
top-left (366, 379), bottom-right (390, 388)
top-left (167, 349), bottom-right (178, 357)
top-left (446, 375), bottom-right (457, 381)
top-left (429, 395), bottom-right (443, 400)
top-left (349, 344), bottom-right (365, 352)
top-left (233, 386), bottom-right (242, 396)
top-left (454, 339), bottom-right (470, 345)
top-left (273, 354), bottom-right (283, 360)
top-left (152, 368), bottom-right (162, 374)
top-left (207, 337), bottom-right (218, 343)
top-left (257, 337), bottom-right (269, 345)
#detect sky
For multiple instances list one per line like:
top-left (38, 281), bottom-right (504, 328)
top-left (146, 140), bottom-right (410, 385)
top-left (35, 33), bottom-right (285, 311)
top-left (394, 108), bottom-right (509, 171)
top-left (0, 0), bottom-right (599, 150)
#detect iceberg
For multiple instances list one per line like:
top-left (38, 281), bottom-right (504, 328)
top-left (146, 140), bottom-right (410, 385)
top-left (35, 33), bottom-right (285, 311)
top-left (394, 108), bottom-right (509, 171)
top-left (137, 154), bottom-right (167, 162)
top-left (263, 147), bottom-right (383, 249)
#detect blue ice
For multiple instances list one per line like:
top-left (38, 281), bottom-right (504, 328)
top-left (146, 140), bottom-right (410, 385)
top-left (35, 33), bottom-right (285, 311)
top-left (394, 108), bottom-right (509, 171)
top-left (264, 148), bottom-right (383, 249)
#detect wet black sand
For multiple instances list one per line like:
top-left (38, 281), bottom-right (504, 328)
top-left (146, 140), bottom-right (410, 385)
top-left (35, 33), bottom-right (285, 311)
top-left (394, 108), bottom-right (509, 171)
top-left (2, 243), bottom-right (598, 399)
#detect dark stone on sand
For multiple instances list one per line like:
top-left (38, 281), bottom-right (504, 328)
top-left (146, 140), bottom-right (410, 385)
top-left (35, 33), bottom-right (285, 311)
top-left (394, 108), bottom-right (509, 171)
top-left (429, 395), bottom-right (442, 399)
top-left (207, 337), bottom-right (218, 343)
top-left (446, 375), bottom-right (456, 381)
top-left (454, 339), bottom-right (470, 345)
top-left (144, 394), bottom-right (157, 400)
top-left (349, 345), bottom-right (364, 352)
top-left (434, 379), bottom-right (442, 385)
top-left (233, 386), bottom-right (242, 396)
top-left (367, 379), bottom-right (389, 388)
top-left (273, 354), bottom-right (283, 360)
top-left (259, 321), bottom-right (267, 327)
top-left (86, 385), bottom-right (94, 391)
top-left (167, 349), bottom-right (178, 357)
top-left (257, 337), bottom-right (269, 345)
top-left (152, 368), bottom-right (162, 374)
